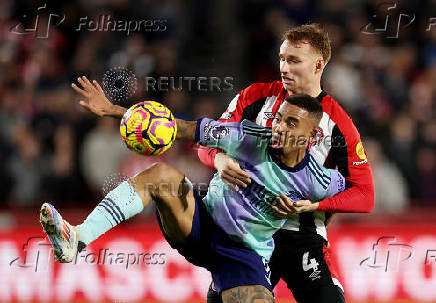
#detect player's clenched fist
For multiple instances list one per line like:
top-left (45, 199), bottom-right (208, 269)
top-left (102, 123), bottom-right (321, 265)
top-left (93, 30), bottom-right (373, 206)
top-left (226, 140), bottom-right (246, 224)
top-left (272, 193), bottom-right (319, 218)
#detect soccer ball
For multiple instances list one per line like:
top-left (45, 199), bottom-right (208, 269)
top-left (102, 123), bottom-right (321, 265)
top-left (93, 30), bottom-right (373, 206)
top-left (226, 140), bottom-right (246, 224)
top-left (120, 101), bottom-right (177, 156)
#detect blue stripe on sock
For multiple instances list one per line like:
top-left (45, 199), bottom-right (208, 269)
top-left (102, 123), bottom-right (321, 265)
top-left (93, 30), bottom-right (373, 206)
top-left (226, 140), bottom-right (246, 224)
top-left (98, 202), bottom-right (119, 225)
top-left (101, 199), bottom-right (122, 223)
top-left (105, 197), bottom-right (126, 221)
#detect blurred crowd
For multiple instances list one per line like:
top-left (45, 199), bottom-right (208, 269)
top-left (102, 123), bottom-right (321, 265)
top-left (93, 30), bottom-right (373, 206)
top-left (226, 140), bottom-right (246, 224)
top-left (0, 0), bottom-right (434, 213)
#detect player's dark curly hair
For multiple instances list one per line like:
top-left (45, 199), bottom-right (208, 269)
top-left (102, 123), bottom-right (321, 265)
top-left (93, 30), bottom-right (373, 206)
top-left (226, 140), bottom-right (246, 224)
top-left (285, 94), bottom-right (323, 121)
top-left (282, 23), bottom-right (331, 63)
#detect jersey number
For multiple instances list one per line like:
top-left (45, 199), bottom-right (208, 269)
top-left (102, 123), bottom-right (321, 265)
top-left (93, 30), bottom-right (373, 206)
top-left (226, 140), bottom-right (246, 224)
top-left (302, 251), bottom-right (319, 272)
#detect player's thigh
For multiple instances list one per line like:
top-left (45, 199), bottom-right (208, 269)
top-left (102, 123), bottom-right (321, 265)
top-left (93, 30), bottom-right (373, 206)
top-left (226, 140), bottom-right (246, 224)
top-left (279, 238), bottom-right (344, 302)
top-left (132, 162), bottom-right (196, 242)
top-left (221, 285), bottom-right (274, 303)
top-left (269, 246), bottom-right (292, 289)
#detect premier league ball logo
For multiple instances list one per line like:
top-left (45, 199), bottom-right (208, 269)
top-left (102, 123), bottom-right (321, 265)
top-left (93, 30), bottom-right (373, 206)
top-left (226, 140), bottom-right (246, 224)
top-left (210, 126), bottom-right (230, 140)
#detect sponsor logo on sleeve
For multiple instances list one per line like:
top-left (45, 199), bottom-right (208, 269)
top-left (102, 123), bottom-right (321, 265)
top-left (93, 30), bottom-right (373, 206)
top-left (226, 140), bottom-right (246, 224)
top-left (353, 141), bottom-right (368, 165)
top-left (210, 126), bottom-right (230, 140)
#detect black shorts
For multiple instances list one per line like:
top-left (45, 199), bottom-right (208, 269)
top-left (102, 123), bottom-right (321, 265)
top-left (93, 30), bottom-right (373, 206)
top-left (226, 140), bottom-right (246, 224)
top-left (156, 189), bottom-right (272, 294)
top-left (269, 230), bottom-right (345, 303)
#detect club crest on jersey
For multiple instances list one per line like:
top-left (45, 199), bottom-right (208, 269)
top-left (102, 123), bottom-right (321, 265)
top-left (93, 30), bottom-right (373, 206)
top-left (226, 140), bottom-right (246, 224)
top-left (211, 126), bottom-right (230, 140)
top-left (308, 127), bottom-right (324, 151)
top-left (220, 112), bottom-right (233, 120)
top-left (264, 112), bottom-right (275, 120)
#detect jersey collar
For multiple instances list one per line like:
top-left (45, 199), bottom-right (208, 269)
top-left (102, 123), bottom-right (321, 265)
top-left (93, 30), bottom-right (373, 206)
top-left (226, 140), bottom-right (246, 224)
top-left (316, 90), bottom-right (327, 102)
top-left (268, 148), bottom-right (310, 172)
top-left (282, 89), bottom-right (327, 103)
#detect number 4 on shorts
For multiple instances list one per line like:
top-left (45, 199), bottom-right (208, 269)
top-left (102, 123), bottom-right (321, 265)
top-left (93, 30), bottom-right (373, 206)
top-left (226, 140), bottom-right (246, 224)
top-left (302, 251), bottom-right (319, 271)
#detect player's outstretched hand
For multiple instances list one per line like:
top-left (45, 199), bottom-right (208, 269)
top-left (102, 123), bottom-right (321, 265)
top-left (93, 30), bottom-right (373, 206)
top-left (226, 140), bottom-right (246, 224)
top-left (72, 76), bottom-right (119, 117)
top-left (272, 194), bottom-right (319, 218)
top-left (214, 152), bottom-right (251, 191)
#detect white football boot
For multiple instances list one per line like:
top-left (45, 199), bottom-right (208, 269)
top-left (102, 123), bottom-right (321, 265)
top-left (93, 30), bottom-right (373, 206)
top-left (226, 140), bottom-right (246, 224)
top-left (40, 203), bottom-right (79, 263)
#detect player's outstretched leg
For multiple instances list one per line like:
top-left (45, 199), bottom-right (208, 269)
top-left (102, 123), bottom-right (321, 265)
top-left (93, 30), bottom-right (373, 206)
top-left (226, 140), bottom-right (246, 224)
top-left (129, 162), bottom-right (196, 244)
top-left (40, 162), bottom-right (196, 262)
top-left (221, 285), bottom-right (275, 303)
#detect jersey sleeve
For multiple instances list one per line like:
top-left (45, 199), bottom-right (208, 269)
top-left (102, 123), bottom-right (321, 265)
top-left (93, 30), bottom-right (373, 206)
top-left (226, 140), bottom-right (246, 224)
top-left (195, 118), bottom-right (244, 157)
top-left (197, 83), bottom-right (272, 167)
top-left (196, 91), bottom-right (247, 168)
top-left (195, 118), bottom-right (270, 160)
top-left (325, 169), bottom-right (346, 198)
top-left (317, 103), bottom-right (375, 213)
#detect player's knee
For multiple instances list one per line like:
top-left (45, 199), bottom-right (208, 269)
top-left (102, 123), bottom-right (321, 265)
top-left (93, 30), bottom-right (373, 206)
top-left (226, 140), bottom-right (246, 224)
top-left (134, 162), bottom-right (171, 182)
top-left (133, 162), bottom-right (184, 197)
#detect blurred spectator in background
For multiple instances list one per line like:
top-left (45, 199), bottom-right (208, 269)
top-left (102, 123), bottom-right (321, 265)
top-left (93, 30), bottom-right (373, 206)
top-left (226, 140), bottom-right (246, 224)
top-left (416, 148), bottom-right (436, 204)
top-left (81, 117), bottom-right (128, 192)
top-left (8, 123), bottom-right (51, 206)
top-left (388, 113), bottom-right (418, 197)
top-left (42, 125), bottom-right (82, 204)
top-left (365, 139), bottom-right (409, 213)
top-left (0, 0), bottom-right (433, 214)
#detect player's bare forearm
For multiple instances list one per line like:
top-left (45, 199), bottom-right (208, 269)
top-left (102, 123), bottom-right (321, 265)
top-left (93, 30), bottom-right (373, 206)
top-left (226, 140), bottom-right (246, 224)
top-left (107, 104), bottom-right (127, 118)
top-left (175, 119), bottom-right (197, 141)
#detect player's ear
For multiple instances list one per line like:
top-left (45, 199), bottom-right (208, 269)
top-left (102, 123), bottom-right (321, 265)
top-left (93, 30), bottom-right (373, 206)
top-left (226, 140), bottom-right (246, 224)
top-left (315, 58), bottom-right (325, 74)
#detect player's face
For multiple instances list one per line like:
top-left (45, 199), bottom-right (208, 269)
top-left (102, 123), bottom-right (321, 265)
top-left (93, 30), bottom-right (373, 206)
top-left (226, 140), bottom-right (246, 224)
top-left (279, 40), bottom-right (323, 93)
top-left (271, 103), bottom-right (317, 153)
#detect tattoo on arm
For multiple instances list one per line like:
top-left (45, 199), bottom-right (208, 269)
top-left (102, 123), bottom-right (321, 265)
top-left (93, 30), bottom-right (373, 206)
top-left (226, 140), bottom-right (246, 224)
top-left (108, 105), bottom-right (128, 118)
top-left (175, 119), bottom-right (197, 141)
top-left (222, 285), bottom-right (274, 303)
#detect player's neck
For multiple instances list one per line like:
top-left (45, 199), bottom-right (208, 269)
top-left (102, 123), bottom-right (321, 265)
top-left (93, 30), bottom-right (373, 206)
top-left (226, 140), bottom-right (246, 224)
top-left (279, 148), bottom-right (307, 168)
top-left (287, 84), bottom-right (322, 98)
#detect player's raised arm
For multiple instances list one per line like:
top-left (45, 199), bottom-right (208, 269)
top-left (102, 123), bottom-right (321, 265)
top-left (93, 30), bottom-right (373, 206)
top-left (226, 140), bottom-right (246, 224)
top-left (72, 76), bottom-right (127, 118)
top-left (197, 90), bottom-right (252, 188)
top-left (175, 118), bottom-right (197, 141)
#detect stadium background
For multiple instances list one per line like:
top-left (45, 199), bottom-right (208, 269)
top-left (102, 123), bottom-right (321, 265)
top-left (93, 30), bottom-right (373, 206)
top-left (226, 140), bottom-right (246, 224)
top-left (0, 0), bottom-right (435, 302)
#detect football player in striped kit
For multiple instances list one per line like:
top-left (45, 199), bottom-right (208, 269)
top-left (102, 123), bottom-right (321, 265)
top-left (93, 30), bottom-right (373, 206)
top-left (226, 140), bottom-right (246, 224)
top-left (200, 24), bottom-right (374, 303)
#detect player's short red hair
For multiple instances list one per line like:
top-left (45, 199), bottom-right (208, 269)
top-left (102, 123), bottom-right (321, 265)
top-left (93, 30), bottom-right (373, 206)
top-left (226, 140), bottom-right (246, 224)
top-left (282, 24), bottom-right (331, 63)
